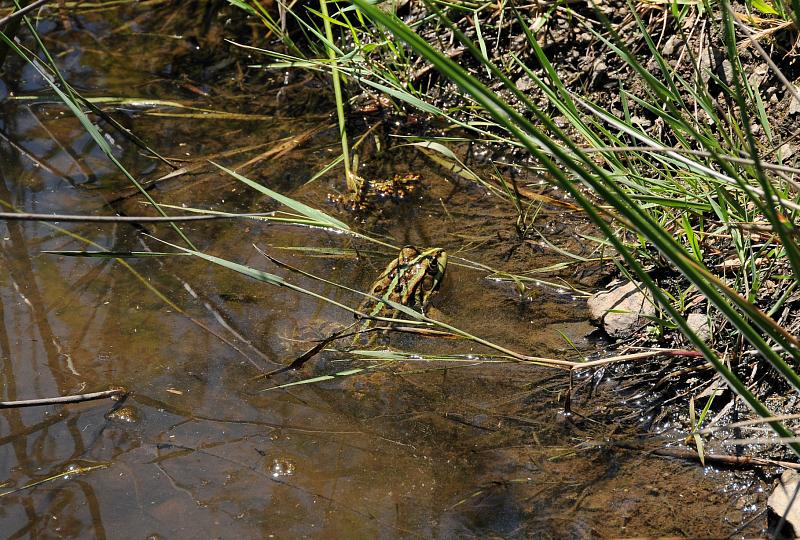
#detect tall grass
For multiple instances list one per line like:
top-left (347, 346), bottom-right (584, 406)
top-left (317, 0), bottom-right (355, 190)
top-left (319, 0), bottom-right (800, 454)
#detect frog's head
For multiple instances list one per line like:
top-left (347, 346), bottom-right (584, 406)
top-left (404, 247), bottom-right (447, 308)
top-left (424, 248), bottom-right (447, 285)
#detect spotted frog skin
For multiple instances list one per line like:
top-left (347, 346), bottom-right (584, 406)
top-left (355, 246), bottom-right (447, 341)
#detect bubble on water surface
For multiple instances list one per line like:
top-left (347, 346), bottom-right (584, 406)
top-left (61, 463), bottom-right (80, 481)
top-left (270, 458), bottom-right (296, 478)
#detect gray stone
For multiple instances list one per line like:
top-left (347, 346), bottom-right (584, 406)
top-left (588, 281), bottom-right (656, 338)
top-left (789, 85), bottom-right (800, 115)
top-left (515, 75), bottom-right (534, 92)
top-left (768, 470), bottom-right (800, 536)
top-left (698, 46), bottom-right (733, 86)
top-left (686, 313), bottom-right (711, 342)
top-left (662, 35), bottom-right (680, 56)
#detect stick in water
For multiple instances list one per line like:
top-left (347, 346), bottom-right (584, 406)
top-left (0, 387), bottom-right (127, 408)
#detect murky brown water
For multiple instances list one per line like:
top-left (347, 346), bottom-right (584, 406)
top-left (0, 3), bottom-right (768, 538)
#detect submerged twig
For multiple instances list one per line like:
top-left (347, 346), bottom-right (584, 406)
top-left (262, 327), bottom-right (351, 378)
top-left (606, 440), bottom-right (800, 470)
top-left (700, 413), bottom-right (800, 435)
top-left (0, 387), bottom-right (127, 408)
top-left (574, 348), bottom-right (704, 369)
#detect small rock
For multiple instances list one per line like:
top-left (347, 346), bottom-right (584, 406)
top-left (686, 313), bottom-right (711, 342)
top-left (727, 509), bottom-right (744, 524)
top-left (662, 35), bottom-right (681, 56)
top-left (699, 47), bottom-right (714, 85)
top-left (788, 86), bottom-right (800, 115)
top-left (593, 59), bottom-right (607, 74)
top-left (590, 59), bottom-right (608, 88)
top-left (698, 46), bottom-right (732, 86)
top-left (748, 63), bottom-right (768, 89)
top-left (515, 75), bottom-right (534, 92)
top-left (587, 281), bottom-right (656, 338)
top-left (768, 470), bottom-right (800, 537)
top-left (721, 59), bottom-right (734, 84)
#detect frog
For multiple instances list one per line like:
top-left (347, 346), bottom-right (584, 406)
top-left (353, 245), bottom-right (447, 344)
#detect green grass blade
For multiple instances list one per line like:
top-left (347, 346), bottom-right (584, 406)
top-left (210, 162), bottom-right (351, 230)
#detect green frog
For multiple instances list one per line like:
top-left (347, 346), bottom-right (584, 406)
top-left (354, 246), bottom-right (447, 344)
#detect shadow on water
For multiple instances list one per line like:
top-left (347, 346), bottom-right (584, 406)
top-left (0, 3), bottom-right (767, 537)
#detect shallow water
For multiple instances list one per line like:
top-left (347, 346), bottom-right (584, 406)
top-left (0, 4), bottom-right (767, 538)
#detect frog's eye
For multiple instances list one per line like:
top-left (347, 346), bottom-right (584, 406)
top-left (421, 274), bottom-right (435, 291)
